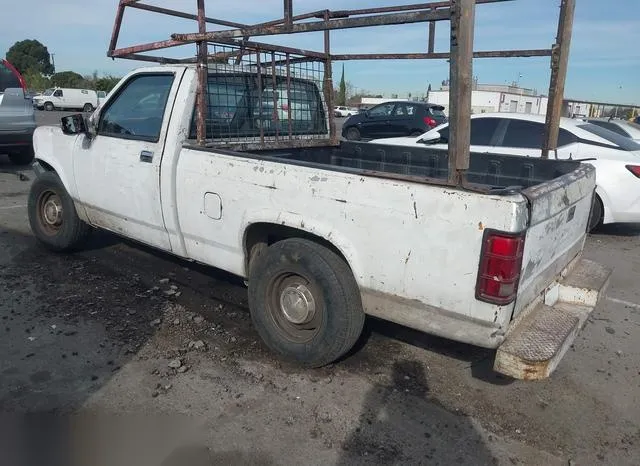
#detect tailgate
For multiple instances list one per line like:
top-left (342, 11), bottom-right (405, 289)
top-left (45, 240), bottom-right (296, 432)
top-left (0, 88), bottom-right (35, 131)
top-left (512, 163), bottom-right (596, 318)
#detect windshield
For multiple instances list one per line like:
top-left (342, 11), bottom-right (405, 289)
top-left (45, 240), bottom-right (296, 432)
top-left (0, 60), bottom-right (21, 92)
top-left (42, 88), bottom-right (55, 96)
top-left (429, 106), bottom-right (447, 122)
top-left (577, 123), bottom-right (640, 152)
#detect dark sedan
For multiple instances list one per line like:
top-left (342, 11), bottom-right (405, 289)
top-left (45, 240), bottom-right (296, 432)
top-left (341, 101), bottom-right (447, 141)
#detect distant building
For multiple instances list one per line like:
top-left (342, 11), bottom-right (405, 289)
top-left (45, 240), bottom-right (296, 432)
top-left (360, 97), bottom-right (408, 107)
top-left (428, 83), bottom-right (548, 116)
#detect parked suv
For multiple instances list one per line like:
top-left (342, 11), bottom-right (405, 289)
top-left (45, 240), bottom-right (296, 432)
top-left (0, 59), bottom-right (36, 165)
top-left (341, 101), bottom-right (446, 140)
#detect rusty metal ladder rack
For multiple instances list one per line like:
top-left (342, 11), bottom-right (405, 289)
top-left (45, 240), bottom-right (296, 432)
top-left (107, 0), bottom-right (575, 187)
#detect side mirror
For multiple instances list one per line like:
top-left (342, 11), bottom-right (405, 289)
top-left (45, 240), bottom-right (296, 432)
top-left (61, 113), bottom-right (97, 138)
top-left (61, 114), bottom-right (88, 135)
top-left (417, 131), bottom-right (441, 144)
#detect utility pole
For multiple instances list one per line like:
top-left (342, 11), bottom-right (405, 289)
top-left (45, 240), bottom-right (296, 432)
top-left (541, 0), bottom-right (575, 159)
top-left (50, 53), bottom-right (56, 73)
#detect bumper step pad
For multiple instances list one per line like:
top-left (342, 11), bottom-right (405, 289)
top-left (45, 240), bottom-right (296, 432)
top-left (494, 259), bottom-right (611, 380)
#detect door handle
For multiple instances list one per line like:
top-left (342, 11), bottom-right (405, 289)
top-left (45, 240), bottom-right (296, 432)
top-left (140, 150), bottom-right (154, 163)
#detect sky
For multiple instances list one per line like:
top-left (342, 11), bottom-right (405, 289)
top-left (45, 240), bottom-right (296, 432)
top-left (1, 0), bottom-right (638, 104)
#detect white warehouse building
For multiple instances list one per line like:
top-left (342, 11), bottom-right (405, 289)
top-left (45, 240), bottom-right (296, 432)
top-left (428, 83), bottom-right (548, 116)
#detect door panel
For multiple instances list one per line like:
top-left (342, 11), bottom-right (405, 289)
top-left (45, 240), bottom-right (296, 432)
top-left (360, 103), bottom-right (395, 138)
top-left (73, 71), bottom-right (182, 251)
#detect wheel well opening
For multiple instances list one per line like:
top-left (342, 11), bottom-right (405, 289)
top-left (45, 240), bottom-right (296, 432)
top-left (244, 223), bottom-right (350, 275)
top-left (37, 160), bottom-right (55, 172)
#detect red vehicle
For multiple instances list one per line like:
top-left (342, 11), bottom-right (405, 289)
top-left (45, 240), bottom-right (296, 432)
top-left (0, 59), bottom-right (36, 165)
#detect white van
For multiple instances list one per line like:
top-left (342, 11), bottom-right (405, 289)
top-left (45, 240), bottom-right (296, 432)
top-left (33, 87), bottom-right (99, 112)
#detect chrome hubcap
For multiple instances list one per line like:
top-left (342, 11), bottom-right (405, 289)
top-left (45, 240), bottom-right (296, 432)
top-left (280, 284), bottom-right (316, 324)
top-left (43, 197), bottom-right (63, 226)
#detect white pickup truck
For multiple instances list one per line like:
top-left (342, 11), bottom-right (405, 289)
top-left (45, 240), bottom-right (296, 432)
top-left (27, 64), bottom-right (611, 380)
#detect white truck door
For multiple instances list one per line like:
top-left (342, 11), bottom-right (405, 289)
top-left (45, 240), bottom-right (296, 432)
top-left (73, 72), bottom-right (182, 250)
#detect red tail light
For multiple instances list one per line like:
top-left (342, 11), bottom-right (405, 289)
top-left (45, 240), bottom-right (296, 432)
top-left (476, 230), bottom-right (525, 305)
top-left (626, 165), bottom-right (640, 178)
top-left (423, 116), bottom-right (437, 128)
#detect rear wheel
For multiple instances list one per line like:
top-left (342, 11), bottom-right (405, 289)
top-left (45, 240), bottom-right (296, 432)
top-left (248, 238), bottom-right (365, 367)
top-left (28, 172), bottom-right (91, 252)
top-left (83, 103), bottom-right (94, 112)
top-left (345, 127), bottom-right (361, 141)
top-left (8, 147), bottom-right (34, 166)
top-left (44, 102), bottom-right (54, 111)
top-left (588, 194), bottom-right (604, 232)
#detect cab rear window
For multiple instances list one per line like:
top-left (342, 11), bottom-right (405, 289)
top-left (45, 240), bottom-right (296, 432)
top-left (0, 60), bottom-right (21, 92)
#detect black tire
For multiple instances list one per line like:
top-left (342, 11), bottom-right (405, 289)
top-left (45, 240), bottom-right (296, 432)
top-left (248, 238), bottom-right (365, 368)
top-left (83, 103), bottom-right (94, 112)
top-left (8, 147), bottom-right (34, 166)
top-left (44, 102), bottom-right (54, 111)
top-left (588, 193), bottom-right (604, 232)
top-left (345, 127), bottom-right (361, 141)
top-left (28, 171), bottom-right (91, 252)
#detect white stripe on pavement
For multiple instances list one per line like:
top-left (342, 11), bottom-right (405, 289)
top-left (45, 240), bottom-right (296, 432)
top-left (0, 204), bottom-right (26, 210)
top-left (606, 296), bottom-right (640, 310)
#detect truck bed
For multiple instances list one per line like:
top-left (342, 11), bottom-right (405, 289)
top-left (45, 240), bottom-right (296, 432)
top-left (217, 141), bottom-right (583, 193)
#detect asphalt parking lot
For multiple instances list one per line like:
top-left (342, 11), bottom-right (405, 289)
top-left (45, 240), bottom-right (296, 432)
top-left (0, 113), bottom-right (638, 465)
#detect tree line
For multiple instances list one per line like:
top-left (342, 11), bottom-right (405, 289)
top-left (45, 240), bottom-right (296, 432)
top-left (5, 39), bottom-right (121, 93)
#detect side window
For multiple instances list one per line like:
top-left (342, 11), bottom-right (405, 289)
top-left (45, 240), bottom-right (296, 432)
top-left (98, 74), bottom-right (174, 142)
top-left (368, 103), bottom-right (394, 117)
top-left (469, 118), bottom-right (500, 146)
top-left (392, 104), bottom-right (407, 116)
top-left (54, 90), bottom-right (63, 97)
top-left (500, 119), bottom-right (544, 149)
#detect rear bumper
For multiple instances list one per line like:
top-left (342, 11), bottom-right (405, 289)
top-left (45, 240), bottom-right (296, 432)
top-left (0, 127), bottom-right (35, 149)
top-left (494, 258), bottom-right (611, 380)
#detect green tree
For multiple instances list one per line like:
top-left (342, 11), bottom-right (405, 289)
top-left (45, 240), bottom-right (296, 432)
top-left (6, 39), bottom-right (54, 75)
top-left (338, 64), bottom-right (346, 106)
top-left (95, 76), bottom-right (121, 93)
top-left (51, 71), bottom-right (86, 88)
top-left (23, 70), bottom-right (51, 91)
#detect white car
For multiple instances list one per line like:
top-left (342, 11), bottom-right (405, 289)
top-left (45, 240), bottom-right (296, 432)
top-left (587, 118), bottom-right (640, 142)
top-left (370, 112), bottom-right (640, 230)
top-left (334, 106), bottom-right (356, 117)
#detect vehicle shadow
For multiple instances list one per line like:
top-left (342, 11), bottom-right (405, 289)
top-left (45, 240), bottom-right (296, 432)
top-left (0, 154), bottom-right (32, 179)
top-left (591, 223), bottom-right (640, 237)
top-left (336, 360), bottom-right (498, 465)
top-left (0, 227), bottom-right (166, 415)
top-left (346, 317), bottom-right (513, 386)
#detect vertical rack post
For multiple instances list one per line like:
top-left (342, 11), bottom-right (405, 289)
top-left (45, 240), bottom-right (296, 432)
top-left (541, 0), bottom-right (575, 159)
top-left (323, 10), bottom-right (337, 145)
top-left (196, 0), bottom-right (208, 145)
top-left (447, 0), bottom-right (475, 185)
top-left (428, 7), bottom-right (436, 54)
top-left (284, 0), bottom-right (293, 29)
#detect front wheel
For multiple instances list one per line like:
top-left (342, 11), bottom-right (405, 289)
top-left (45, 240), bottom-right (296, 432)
top-left (345, 127), bottom-right (361, 141)
top-left (44, 102), bottom-right (54, 111)
top-left (588, 194), bottom-right (604, 232)
top-left (248, 238), bottom-right (365, 367)
top-left (28, 171), bottom-right (91, 252)
top-left (83, 103), bottom-right (94, 112)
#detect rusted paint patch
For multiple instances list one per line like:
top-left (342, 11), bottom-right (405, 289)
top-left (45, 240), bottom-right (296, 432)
top-left (413, 201), bottom-right (418, 219)
top-left (478, 221), bottom-right (484, 230)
